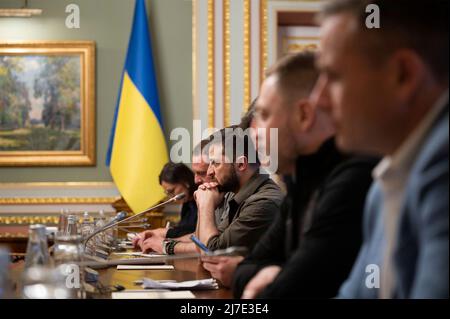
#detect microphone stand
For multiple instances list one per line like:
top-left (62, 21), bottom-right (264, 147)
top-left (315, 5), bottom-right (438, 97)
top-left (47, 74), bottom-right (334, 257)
top-left (83, 193), bottom-right (185, 249)
top-left (79, 246), bottom-right (248, 269)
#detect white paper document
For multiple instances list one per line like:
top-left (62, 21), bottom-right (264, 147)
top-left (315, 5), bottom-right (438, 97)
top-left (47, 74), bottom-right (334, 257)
top-left (118, 243), bottom-right (135, 249)
top-left (116, 265), bottom-right (174, 270)
top-left (141, 278), bottom-right (218, 290)
top-left (113, 252), bottom-right (165, 258)
top-left (112, 290), bottom-right (196, 299)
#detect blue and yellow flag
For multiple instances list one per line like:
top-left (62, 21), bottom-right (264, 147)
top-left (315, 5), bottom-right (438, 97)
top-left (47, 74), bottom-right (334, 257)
top-left (106, 0), bottom-right (168, 213)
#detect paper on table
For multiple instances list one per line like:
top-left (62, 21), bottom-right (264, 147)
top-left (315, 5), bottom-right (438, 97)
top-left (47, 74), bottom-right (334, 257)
top-left (134, 279), bottom-right (176, 285)
top-left (118, 243), bottom-right (135, 249)
top-left (117, 265), bottom-right (174, 270)
top-left (127, 233), bottom-right (138, 241)
top-left (141, 278), bottom-right (218, 290)
top-left (112, 290), bottom-right (195, 299)
top-left (113, 252), bottom-right (165, 258)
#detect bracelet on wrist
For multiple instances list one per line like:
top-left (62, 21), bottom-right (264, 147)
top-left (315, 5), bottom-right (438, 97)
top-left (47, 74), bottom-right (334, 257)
top-left (167, 240), bottom-right (179, 255)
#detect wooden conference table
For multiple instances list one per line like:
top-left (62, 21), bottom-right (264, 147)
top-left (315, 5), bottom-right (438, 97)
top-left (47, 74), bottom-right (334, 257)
top-left (97, 256), bottom-right (233, 299)
top-left (10, 255), bottom-right (233, 299)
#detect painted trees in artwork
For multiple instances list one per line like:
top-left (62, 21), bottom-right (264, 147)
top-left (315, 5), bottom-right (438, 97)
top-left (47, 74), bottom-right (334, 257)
top-left (0, 55), bottom-right (81, 151)
top-left (34, 56), bottom-right (80, 132)
top-left (0, 57), bottom-right (31, 131)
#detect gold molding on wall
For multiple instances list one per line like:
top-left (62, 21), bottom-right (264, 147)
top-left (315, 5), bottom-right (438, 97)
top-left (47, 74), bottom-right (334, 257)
top-left (0, 182), bottom-right (115, 188)
top-left (0, 233), bottom-right (28, 239)
top-left (192, 0), bottom-right (198, 121)
top-left (243, 0), bottom-right (251, 112)
top-left (194, 0), bottom-right (270, 127)
top-left (281, 35), bottom-right (319, 55)
top-left (260, 0), bottom-right (268, 85)
top-left (0, 215), bottom-right (59, 225)
top-left (0, 197), bottom-right (119, 205)
top-left (223, 0), bottom-right (230, 127)
top-left (271, 7), bottom-right (318, 64)
top-left (207, 0), bottom-right (215, 128)
top-left (0, 181), bottom-right (119, 205)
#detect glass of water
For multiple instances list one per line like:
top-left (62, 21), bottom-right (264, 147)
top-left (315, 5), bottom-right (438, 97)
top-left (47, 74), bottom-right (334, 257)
top-left (21, 265), bottom-right (73, 299)
top-left (24, 224), bottom-right (51, 269)
top-left (52, 233), bottom-right (85, 298)
top-left (0, 247), bottom-right (13, 299)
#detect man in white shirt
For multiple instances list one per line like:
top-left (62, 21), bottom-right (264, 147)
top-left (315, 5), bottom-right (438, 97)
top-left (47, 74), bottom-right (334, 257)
top-left (314, 0), bottom-right (449, 298)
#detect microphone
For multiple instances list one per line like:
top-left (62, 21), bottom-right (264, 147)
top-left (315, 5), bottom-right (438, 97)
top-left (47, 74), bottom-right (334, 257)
top-left (83, 193), bottom-right (186, 248)
top-left (83, 211), bottom-right (128, 249)
top-left (104, 211), bottom-right (128, 227)
top-left (172, 193), bottom-right (186, 201)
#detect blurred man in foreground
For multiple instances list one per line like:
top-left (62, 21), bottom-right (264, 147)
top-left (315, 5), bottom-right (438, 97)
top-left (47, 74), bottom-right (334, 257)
top-left (315, 0), bottom-right (448, 298)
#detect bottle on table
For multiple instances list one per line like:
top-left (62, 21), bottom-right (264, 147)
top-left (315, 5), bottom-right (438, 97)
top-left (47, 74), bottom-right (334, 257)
top-left (81, 211), bottom-right (95, 237)
top-left (65, 215), bottom-right (79, 236)
top-left (24, 224), bottom-right (51, 269)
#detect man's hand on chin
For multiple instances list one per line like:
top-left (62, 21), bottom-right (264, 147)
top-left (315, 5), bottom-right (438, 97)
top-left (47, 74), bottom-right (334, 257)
top-left (194, 182), bottom-right (224, 211)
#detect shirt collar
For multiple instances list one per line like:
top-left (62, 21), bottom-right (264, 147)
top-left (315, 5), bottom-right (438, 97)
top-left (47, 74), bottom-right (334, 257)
top-left (374, 89), bottom-right (449, 180)
top-left (231, 171), bottom-right (270, 206)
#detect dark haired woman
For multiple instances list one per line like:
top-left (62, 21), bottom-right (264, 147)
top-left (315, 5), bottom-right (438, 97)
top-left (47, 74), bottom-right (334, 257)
top-left (132, 162), bottom-right (198, 251)
top-left (158, 162), bottom-right (198, 238)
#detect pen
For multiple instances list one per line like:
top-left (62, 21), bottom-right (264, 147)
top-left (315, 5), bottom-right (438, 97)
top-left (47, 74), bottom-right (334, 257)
top-left (190, 235), bottom-right (211, 253)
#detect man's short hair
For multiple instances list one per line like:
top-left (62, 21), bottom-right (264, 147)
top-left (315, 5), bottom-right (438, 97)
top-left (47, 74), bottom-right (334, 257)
top-left (238, 98), bottom-right (257, 130)
top-left (265, 50), bottom-right (319, 102)
top-left (319, 0), bottom-right (449, 82)
top-left (208, 126), bottom-right (260, 167)
top-left (192, 139), bottom-right (210, 160)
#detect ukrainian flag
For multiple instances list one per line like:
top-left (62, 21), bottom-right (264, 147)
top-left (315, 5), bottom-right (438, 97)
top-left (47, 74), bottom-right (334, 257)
top-left (106, 0), bottom-right (168, 213)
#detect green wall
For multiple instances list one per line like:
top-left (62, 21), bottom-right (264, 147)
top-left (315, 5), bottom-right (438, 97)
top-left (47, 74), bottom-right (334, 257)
top-left (0, 0), bottom-right (192, 182)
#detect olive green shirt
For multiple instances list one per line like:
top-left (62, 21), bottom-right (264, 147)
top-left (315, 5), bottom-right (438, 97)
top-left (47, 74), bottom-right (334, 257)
top-left (207, 172), bottom-right (284, 251)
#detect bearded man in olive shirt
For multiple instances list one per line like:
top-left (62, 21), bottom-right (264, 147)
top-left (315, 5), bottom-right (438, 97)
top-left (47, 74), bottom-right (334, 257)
top-left (195, 129), bottom-right (284, 252)
top-left (138, 128), bottom-right (284, 254)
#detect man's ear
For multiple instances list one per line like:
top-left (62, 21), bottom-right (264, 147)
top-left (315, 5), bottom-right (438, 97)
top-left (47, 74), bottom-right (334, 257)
top-left (390, 49), bottom-right (424, 108)
top-left (295, 98), bottom-right (314, 132)
top-left (235, 156), bottom-right (248, 172)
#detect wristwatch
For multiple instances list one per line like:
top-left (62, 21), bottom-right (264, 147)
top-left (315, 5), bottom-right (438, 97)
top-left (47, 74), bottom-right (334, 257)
top-left (162, 239), bottom-right (179, 255)
top-left (162, 239), bottom-right (170, 255)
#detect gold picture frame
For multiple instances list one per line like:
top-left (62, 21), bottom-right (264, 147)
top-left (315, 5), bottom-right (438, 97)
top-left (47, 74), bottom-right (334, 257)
top-left (0, 41), bottom-right (96, 166)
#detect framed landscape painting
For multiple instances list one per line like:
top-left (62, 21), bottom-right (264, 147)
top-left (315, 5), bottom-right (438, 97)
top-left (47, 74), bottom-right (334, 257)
top-left (0, 41), bottom-right (95, 166)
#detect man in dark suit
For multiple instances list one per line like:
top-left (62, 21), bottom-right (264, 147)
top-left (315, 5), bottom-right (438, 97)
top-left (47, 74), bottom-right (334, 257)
top-left (203, 51), bottom-right (378, 298)
top-left (315, 0), bottom-right (448, 298)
